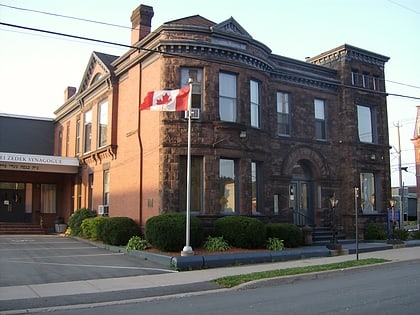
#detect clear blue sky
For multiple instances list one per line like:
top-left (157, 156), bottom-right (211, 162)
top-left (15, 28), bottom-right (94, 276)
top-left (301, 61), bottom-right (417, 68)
top-left (1, 0), bottom-right (419, 187)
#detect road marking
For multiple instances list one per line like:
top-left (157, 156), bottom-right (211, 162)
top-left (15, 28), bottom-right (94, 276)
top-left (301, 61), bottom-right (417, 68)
top-left (5, 260), bottom-right (177, 273)
top-left (0, 246), bottom-right (98, 251)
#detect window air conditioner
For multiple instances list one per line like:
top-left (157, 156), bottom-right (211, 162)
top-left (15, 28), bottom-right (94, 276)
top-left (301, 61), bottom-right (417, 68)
top-left (184, 108), bottom-right (201, 120)
top-left (98, 205), bottom-right (105, 215)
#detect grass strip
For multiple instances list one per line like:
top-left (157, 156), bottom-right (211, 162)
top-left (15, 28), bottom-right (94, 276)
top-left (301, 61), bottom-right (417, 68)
top-left (214, 258), bottom-right (389, 288)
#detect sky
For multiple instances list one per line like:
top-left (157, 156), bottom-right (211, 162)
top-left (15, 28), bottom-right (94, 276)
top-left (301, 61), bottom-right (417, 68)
top-left (0, 0), bottom-right (419, 187)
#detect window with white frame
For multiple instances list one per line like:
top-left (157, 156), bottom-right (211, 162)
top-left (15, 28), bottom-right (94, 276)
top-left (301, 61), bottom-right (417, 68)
top-left (219, 158), bottom-right (236, 212)
top-left (277, 92), bottom-right (290, 136)
top-left (219, 72), bottom-right (237, 122)
top-left (250, 80), bottom-right (260, 128)
top-left (179, 156), bottom-right (203, 212)
top-left (103, 170), bottom-right (110, 216)
top-left (98, 99), bottom-right (108, 148)
top-left (75, 117), bottom-right (81, 154)
top-left (360, 172), bottom-right (375, 211)
top-left (180, 67), bottom-right (202, 110)
top-left (41, 184), bottom-right (56, 214)
top-left (314, 99), bottom-right (326, 140)
top-left (251, 161), bottom-right (262, 213)
top-left (357, 105), bottom-right (375, 143)
top-left (84, 110), bottom-right (92, 153)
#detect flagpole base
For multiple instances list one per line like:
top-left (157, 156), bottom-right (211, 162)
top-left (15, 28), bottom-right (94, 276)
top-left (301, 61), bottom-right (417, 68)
top-left (181, 246), bottom-right (194, 256)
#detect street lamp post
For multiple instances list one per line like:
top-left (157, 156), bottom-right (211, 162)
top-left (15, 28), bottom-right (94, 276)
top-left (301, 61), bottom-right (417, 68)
top-left (327, 194), bottom-right (342, 250)
top-left (388, 199), bottom-right (399, 244)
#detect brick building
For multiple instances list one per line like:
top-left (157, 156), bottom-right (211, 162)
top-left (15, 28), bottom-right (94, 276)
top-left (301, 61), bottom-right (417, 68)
top-left (2, 4), bottom-right (392, 236)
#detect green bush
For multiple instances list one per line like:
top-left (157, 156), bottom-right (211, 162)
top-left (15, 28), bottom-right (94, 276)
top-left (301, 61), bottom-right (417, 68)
top-left (213, 216), bottom-right (265, 249)
top-left (265, 223), bottom-right (303, 248)
top-left (364, 222), bottom-right (387, 240)
top-left (266, 237), bottom-right (284, 251)
top-left (81, 216), bottom-right (107, 240)
top-left (410, 229), bottom-right (420, 240)
top-left (67, 208), bottom-right (96, 236)
top-left (126, 236), bottom-right (148, 252)
top-left (203, 236), bottom-right (231, 252)
top-left (144, 213), bottom-right (204, 251)
top-left (99, 217), bottom-right (141, 246)
top-left (394, 228), bottom-right (409, 241)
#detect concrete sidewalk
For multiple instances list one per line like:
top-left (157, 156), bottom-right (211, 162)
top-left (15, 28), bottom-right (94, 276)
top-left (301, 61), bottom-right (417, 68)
top-left (1, 240), bottom-right (420, 303)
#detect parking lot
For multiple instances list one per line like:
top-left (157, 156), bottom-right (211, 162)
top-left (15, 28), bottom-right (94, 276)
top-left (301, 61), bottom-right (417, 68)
top-left (0, 235), bottom-right (175, 287)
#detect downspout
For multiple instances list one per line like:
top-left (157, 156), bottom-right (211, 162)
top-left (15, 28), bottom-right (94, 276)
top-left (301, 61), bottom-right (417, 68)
top-left (138, 62), bottom-right (143, 228)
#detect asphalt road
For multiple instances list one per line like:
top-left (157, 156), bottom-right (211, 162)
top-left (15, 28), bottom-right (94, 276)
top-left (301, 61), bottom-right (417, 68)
top-left (0, 234), bottom-right (174, 287)
top-left (30, 259), bottom-right (420, 315)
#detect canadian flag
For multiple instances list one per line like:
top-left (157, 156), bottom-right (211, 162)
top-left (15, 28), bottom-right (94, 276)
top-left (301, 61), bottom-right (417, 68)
top-left (140, 86), bottom-right (190, 111)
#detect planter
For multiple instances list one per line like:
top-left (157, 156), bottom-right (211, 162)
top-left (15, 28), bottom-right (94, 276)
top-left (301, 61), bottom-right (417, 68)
top-left (55, 224), bottom-right (67, 233)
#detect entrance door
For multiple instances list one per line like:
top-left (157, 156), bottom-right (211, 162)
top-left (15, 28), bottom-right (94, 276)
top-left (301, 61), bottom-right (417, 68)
top-left (289, 182), bottom-right (312, 226)
top-left (289, 162), bottom-right (313, 226)
top-left (0, 185), bottom-right (26, 222)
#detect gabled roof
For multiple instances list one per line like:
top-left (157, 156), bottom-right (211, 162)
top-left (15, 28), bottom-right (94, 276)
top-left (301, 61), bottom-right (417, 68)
top-left (78, 51), bottom-right (119, 94)
top-left (212, 17), bottom-right (252, 39)
top-left (164, 14), bottom-right (216, 27)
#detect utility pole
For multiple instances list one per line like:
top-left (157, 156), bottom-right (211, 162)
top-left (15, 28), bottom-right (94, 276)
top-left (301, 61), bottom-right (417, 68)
top-left (394, 121), bottom-right (404, 228)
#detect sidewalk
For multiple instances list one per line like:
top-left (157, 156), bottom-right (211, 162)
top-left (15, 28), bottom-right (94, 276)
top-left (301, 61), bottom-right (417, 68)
top-left (1, 240), bottom-right (420, 303)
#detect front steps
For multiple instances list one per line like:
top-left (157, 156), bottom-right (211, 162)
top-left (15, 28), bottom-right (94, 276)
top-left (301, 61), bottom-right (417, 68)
top-left (311, 226), bottom-right (346, 246)
top-left (0, 222), bottom-right (45, 235)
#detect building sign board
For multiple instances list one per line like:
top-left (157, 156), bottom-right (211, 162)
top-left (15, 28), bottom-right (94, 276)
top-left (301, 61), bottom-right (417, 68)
top-left (0, 152), bottom-right (79, 174)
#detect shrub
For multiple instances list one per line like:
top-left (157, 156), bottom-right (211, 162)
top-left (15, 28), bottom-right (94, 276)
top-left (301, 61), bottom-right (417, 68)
top-left (203, 236), bottom-right (231, 252)
top-left (213, 216), bottom-right (265, 249)
top-left (394, 228), bottom-right (409, 241)
top-left (266, 237), bottom-right (284, 251)
top-left (364, 222), bottom-right (387, 240)
top-left (410, 229), bottom-right (420, 240)
top-left (265, 223), bottom-right (303, 248)
top-left (99, 217), bottom-right (141, 246)
top-left (145, 213), bottom-right (204, 251)
top-left (67, 208), bottom-right (96, 236)
top-left (126, 236), bottom-right (148, 252)
top-left (81, 216), bottom-right (107, 240)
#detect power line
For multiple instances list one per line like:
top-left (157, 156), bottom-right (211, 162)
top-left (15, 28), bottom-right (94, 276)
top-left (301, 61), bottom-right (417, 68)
top-left (387, 0), bottom-right (420, 15)
top-left (0, 3), bottom-right (131, 30)
top-left (2, 3), bottom-right (420, 95)
top-left (1, 21), bottom-right (420, 102)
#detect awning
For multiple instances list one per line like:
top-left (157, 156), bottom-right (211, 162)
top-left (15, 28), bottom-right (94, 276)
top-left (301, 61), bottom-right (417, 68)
top-left (0, 152), bottom-right (79, 174)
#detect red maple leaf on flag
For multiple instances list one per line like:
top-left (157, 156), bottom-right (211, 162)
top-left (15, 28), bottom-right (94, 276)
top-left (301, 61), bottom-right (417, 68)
top-left (156, 93), bottom-right (172, 105)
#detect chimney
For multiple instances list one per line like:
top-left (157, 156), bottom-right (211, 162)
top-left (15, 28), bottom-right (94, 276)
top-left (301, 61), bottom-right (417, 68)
top-left (131, 5), bottom-right (154, 45)
top-left (64, 86), bottom-right (76, 101)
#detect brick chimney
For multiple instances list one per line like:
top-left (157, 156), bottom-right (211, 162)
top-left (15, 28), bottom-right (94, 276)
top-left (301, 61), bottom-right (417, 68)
top-left (131, 5), bottom-right (154, 45)
top-left (64, 86), bottom-right (76, 101)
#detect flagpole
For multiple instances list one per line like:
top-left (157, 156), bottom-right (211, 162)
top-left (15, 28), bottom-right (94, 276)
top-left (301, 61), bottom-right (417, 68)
top-left (182, 78), bottom-right (194, 256)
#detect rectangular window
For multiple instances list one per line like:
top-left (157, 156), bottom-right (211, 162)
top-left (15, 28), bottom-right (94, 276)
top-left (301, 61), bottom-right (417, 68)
top-left (351, 70), bottom-right (359, 86)
top-left (57, 128), bottom-right (63, 156)
top-left (250, 80), bottom-right (260, 128)
top-left (219, 158), bottom-right (236, 212)
top-left (84, 110), bottom-right (92, 153)
top-left (251, 161), bottom-right (262, 213)
top-left (179, 156), bottom-right (203, 212)
top-left (103, 170), bottom-right (110, 216)
top-left (180, 68), bottom-right (203, 110)
top-left (75, 117), bottom-right (81, 155)
top-left (219, 72), bottom-right (237, 122)
top-left (362, 73), bottom-right (370, 89)
top-left (277, 92), bottom-right (290, 136)
top-left (360, 172), bottom-right (376, 212)
top-left (65, 124), bottom-right (70, 156)
top-left (372, 76), bottom-right (380, 91)
top-left (98, 100), bottom-right (108, 148)
top-left (314, 99), bottom-right (326, 140)
top-left (41, 184), bottom-right (56, 214)
top-left (357, 105), bottom-right (374, 143)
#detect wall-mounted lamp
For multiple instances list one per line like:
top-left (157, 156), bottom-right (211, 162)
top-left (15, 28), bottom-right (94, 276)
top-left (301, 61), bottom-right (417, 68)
top-left (370, 154), bottom-right (376, 161)
top-left (239, 131), bottom-right (247, 138)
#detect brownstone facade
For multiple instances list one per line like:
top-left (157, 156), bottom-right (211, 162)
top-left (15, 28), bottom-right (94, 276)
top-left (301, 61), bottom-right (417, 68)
top-left (52, 5), bottom-right (391, 237)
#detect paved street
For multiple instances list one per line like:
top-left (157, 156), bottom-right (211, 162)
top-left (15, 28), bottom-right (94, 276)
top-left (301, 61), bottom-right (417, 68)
top-left (0, 235), bottom-right (175, 287)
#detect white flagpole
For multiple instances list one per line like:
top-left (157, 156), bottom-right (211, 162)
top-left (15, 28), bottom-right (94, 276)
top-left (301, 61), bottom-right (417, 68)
top-left (182, 78), bottom-right (194, 256)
